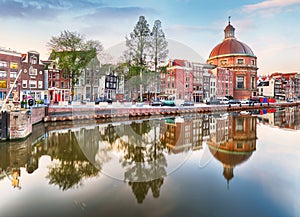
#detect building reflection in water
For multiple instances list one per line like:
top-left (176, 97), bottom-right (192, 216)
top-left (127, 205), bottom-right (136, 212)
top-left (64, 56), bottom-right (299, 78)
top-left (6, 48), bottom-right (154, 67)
top-left (2, 108), bottom-right (299, 201)
top-left (164, 114), bottom-right (205, 154)
top-left (257, 106), bottom-right (300, 130)
top-left (207, 113), bottom-right (257, 188)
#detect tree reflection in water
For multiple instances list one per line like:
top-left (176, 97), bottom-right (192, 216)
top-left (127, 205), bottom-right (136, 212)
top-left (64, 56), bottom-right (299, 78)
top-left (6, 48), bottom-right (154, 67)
top-left (46, 130), bottom-right (100, 191)
top-left (99, 119), bottom-right (168, 203)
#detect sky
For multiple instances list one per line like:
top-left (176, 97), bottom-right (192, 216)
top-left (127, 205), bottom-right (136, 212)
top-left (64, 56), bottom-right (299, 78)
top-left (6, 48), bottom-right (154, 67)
top-left (1, 0), bottom-right (300, 75)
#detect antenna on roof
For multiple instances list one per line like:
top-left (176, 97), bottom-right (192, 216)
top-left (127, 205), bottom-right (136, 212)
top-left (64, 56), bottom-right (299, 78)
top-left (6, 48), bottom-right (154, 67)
top-left (228, 16), bottom-right (231, 24)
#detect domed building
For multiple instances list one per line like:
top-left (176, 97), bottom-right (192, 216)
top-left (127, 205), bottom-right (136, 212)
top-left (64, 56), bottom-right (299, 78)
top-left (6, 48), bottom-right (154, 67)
top-left (207, 19), bottom-right (258, 99)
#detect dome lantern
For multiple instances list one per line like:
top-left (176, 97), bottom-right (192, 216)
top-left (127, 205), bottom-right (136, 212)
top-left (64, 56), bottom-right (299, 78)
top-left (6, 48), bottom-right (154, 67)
top-left (224, 16), bottom-right (235, 39)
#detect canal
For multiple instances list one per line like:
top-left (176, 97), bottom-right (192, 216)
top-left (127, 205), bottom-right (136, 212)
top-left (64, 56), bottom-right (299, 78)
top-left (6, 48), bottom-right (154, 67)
top-left (0, 106), bottom-right (299, 217)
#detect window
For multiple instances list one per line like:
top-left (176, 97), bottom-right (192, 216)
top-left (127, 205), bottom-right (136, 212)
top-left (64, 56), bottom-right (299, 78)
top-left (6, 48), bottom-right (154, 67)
top-left (62, 73), bottom-right (68, 79)
top-left (0, 61), bottom-right (8, 68)
top-left (38, 81), bottom-right (43, 89)
top-left (236, 143), bottom-right (243, 149)
top-left (29, 67), bottom-right (37, 76)
top-left (29, 80), bottom-right (37, 88)
top-left (10, 72), bottom-right (17, 78)
top-left (251, 60), bottom-right (255, 65)
top-left (10, 82), bottom-right (17, 89)
top-left (22, 80), bottom-right (27, 88)
top-left (237, 59), bottom-right (244, 64)
top-left (0, 71), bottom-right (7, 77)
top-left (221, 60), bottom-right (227, 65)
top-left (237, 76), bottom-right (244, 88)
top-left (0, 80), bottom-right (7, 88)
top-left (251, 77), bottom-right (256, 89)
top-left (30, 55), bottom-right (38, 64)
top-left (236, 119), bottom-right (244, 131)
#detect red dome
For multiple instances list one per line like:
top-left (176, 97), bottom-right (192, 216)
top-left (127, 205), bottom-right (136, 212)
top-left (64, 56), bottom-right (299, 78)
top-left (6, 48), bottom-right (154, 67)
top-left (209, 38), bottom-right (254, 58)
top-left (209, 22), bottom-right (255, 58)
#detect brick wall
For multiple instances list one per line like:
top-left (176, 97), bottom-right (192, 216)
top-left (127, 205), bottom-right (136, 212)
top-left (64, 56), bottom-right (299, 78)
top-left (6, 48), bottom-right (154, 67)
top-left (31, 107), bottom-right (46, 125)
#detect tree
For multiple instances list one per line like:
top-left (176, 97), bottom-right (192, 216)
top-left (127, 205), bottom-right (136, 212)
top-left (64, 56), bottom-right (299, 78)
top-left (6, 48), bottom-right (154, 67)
top-left (150, 20), bottom-right (168, 98)
top-left (125, 16), bottom-right (151, 101)
top-left (47, 30), bottom-right (103, 101)
top-left (150, 20), bottom-right (168, 73)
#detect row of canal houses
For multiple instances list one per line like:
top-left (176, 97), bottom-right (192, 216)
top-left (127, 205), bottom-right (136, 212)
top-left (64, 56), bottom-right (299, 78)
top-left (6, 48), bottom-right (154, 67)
top-left (1, 46), bottom-right (299, 105)
top-left (257, 72), bottom-right (300, 100)
top-left (0, 46), bottom-right (236, 104)
top-left (0, 46), bottom-right (239, 104)
top-left (0, 48), bottom-right (118, 104)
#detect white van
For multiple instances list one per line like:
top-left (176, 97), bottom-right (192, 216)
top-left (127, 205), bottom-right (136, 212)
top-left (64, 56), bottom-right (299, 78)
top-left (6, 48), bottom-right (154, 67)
top-left (217, 97), bottom-right (229, 104)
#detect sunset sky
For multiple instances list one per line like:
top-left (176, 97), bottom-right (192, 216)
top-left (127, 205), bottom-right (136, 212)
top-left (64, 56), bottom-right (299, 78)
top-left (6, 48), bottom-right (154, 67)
top-left (1, 0), bottom-right (300, 75)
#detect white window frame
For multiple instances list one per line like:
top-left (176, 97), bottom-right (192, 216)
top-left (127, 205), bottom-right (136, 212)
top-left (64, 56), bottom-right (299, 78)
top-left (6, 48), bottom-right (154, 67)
top-left (22, 80), bottom-right (27, 88)
top-left (29, 80), bottom-right (37, 88)
top-left (38, 81), bottom-right (43, 89)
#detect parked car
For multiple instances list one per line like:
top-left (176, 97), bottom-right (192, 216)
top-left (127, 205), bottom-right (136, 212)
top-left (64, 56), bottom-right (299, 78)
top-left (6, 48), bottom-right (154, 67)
top-left (206, 99), bottom-right (221, 105)
top-left (229, 99), bottom-right (241, 104)
top-left (151, 99), bottom-right (162, 106)
top-left (286, 98), bottom-right (294, 102)
top-left (181, 101), bottom-right (194, 106)
top-left (161, 100), bottom-right (176, 106)
top-left (217, 98), bottom-right (229, 104)
top-left (95, 97), bottom-right (113, 104)
top-left (240, 99), bottom-right (250, 104)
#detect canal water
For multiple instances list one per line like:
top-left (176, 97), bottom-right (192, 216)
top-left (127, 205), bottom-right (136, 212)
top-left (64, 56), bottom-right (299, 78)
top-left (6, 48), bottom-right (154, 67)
top-left (0, 107), bottom-right (299, 217)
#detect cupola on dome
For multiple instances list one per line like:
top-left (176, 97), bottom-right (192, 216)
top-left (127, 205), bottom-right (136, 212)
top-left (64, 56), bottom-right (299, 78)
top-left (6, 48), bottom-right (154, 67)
top-left (209, 20), bottom-right (255, 58)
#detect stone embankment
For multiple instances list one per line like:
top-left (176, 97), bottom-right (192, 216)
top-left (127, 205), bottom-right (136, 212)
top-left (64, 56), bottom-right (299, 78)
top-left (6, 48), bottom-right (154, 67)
top-left (44, 102), bottom-right (299, 122)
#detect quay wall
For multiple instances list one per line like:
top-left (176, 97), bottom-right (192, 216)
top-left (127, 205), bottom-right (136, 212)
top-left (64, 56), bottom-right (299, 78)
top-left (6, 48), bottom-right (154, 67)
top-left (31, 107), bottom-right (46, 125)
top-left (8, 110), bottom-right (32, 140)
top-left (44, 102), bottom-right (299, 122)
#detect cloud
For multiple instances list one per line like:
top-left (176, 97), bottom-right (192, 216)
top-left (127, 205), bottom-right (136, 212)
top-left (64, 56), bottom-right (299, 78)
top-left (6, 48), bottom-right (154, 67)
top-left (76, 6), bottom-right (158, 22)
top-left (243, 0), bottom-right (300, 12)
top-left (0, 0), bottom-right (103, 20)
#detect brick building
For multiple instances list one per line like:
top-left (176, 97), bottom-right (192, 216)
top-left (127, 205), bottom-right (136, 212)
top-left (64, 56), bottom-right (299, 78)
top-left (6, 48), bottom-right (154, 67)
top-left (165, 59), bottom-right (193, 100)
top-left (20, 51), bottom-right (47, 102)
top-left (0, 48), bottom-right (22, 100)
top-left (42, 60), bottom-right (70, 103)
top-left (0, 49), bottom-right (47, 102)
top-left (211, 67), bottom-right (234, 99)
top-left (207, 20), bottom-right (258, 99)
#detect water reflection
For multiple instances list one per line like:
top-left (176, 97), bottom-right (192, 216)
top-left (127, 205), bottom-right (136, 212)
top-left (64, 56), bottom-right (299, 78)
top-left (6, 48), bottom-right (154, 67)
top-left (0, 107), bottom-right (299, 205)
top-left (257, 106), bottom-right (300, 130)
top-left (207, 113), bottom-right (257, 187)
top-left (46, 129), bottom-right (100, 190)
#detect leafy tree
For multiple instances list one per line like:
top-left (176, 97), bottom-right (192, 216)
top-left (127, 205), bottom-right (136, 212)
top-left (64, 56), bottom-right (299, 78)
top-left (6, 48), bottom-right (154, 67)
top-left (47, 30), bottom-right (103, 101)
top-left (125, 16), bottom-right (151, 101)
top-left (150, 20), bottom-right (168, 73)
top-left (150, 20), bottom-right (168, 98)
